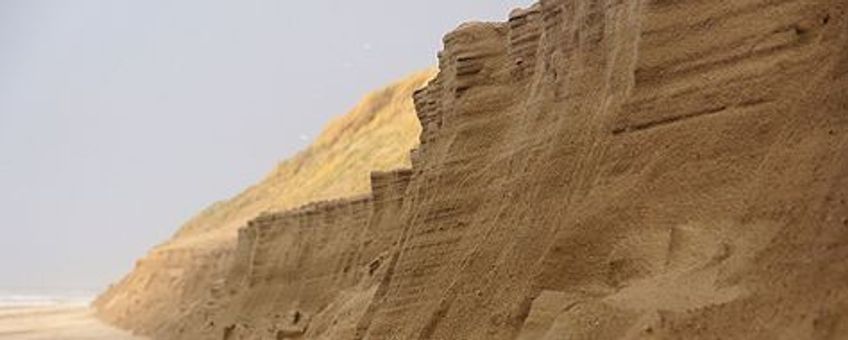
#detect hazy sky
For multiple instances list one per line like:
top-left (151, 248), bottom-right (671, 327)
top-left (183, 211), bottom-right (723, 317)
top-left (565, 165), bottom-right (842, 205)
top-left (0, 1), bottom-right (532, 292)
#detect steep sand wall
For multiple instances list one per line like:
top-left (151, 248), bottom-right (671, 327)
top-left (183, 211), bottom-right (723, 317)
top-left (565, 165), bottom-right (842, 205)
top-left (197, 170), bottom-right (414, 340)
top-left (359, 1), bottom-right (848, 338)
top-left (99, 0), bottom-right (848, 339)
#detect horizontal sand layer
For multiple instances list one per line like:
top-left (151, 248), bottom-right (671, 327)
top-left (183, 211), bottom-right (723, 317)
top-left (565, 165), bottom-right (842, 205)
top-left (0, 305), bottom-right (145, 340)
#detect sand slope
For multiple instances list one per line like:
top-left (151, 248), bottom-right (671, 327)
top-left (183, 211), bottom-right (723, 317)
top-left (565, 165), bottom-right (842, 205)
top-left (0, 306), bottom-right (145, 340)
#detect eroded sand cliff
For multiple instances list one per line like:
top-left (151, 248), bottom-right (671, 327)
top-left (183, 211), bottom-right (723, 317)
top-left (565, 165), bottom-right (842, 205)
top-left (98, 0), bottom-right (848, 339)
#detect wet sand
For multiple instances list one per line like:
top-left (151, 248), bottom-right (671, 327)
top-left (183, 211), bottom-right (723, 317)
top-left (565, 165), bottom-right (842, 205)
top-left (0, 305), bottom-right (145, 340)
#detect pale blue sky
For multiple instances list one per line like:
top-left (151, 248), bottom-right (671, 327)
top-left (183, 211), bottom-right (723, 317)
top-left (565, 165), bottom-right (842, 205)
top-left (0, 1), bottom-right (531, 292)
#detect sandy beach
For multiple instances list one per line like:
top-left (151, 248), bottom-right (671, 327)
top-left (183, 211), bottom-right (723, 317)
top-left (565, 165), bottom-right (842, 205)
top-left (0, 305), bottom-right (145, 340)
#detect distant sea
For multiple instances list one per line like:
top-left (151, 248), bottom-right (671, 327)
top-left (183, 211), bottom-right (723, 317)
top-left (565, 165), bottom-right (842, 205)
top-left (0, 289), bottom-right (95, 308)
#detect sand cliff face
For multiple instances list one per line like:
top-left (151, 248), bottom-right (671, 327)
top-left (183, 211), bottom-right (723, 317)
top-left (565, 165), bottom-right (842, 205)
top-left (98, 0), bottom-right (848, 339)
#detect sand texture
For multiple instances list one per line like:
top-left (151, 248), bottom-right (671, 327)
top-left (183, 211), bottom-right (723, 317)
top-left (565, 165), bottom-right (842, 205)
top-left (97, 0), bottom-right (848, 339)
top-left (0, 306), bottom-right (146, 339)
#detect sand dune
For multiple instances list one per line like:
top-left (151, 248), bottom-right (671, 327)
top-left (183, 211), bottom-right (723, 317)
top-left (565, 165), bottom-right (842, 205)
top-left (0, 305), bottom-right (145, 340)
top-left (96, 0), bottom-right (848, 338)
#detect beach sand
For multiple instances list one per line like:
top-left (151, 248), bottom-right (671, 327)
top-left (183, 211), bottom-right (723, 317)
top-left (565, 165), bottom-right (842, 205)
top-left (0, 305), bottom-right (145, 340)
